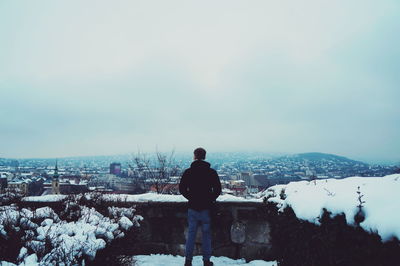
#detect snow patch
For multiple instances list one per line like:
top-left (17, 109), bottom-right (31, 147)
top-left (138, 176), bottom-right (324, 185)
top-left (119, 216), bottom-right (133, 230)
top-left (22, 195), bottom-right (67, 202)
top-left (23, 192), bottom-right (262, 203)
top-left (101, 192), bottom-right (261, 203)
top-left (132, 254), bottom-right (277, 266)
top-left (266, 174), bottom-right (400, 241)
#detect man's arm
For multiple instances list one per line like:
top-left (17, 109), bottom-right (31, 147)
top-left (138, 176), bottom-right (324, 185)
top-left (179, 170), bottom-right (190, 200)
top-left (211, 170), bottom-right (222, 201)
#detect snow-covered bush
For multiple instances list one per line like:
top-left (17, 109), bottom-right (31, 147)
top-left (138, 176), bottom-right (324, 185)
top-left (265, 174), bottom-right (400, 266)
top-left (0, 188), bottom-right (24, 206)
top-left (265, 175), bottom-right (400, 241)
top-left (0, 195), bottom-right (143, 265)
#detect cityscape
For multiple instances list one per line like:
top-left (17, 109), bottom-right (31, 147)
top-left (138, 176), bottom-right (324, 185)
top-left (1, 1), bottom-right (399, 265)
top-left (1, 152), bottom-right (398, 198)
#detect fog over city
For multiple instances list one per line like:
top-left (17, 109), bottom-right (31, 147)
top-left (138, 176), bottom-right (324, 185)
top-left (0, 0), bottom-right (399, 163)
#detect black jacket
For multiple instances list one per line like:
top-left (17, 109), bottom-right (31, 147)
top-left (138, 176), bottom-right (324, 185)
top-left (179, 160), bottom-right (222, 211)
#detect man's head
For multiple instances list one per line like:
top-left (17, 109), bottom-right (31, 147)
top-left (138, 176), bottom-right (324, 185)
top-left (193, 147), bottom-right (206, 160)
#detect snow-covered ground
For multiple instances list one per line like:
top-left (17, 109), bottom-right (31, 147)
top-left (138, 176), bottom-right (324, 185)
top-left (106, 193), bottom-right (261, 202)
top-left (265, 174), bottom-right (400, 241)
top-left (132, 254), bottom-right (277, 266)
top-left (22, 194), bottom-right (67, 202)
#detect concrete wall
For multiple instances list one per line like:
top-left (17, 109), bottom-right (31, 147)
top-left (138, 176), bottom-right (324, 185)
top-left (128, 202), bottom-right (273, 261)
top-left (20, 200), bottom-right (273, 261)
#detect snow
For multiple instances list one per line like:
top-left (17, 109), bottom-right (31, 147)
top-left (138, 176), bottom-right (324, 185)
top-left (1, 254), bottom-right (41, 266)
top-left (132, 254), bottom-right (277, 266)
top-left (108, 206), bottom-right (136, 219)
top-left (0, 203), bottom-right (142, 265)
top-left (0, 262), bottom-right (16, 266)
top-left (34, 207), bottom-right (59, 221)
top-left (22, 254), bottom-right (38, 266)
top-left (17, 247), bottom-right (28, 261)
top-left (26, 208), bottom-right (113, 261)
top-left (99, 192), bottom-right (261, 203)
top-left (22, 192), bottom-right (262, 203)
top-left (217, 194), bottom-right (260, 202)
top-left (266, 174), bottom-right (400, 241)
top-left (22, 195), bottom-right (66, 202)
top-left (8, 174), bottom-right (399, 263)
top-left (119, 216), bottom-right (134, 230)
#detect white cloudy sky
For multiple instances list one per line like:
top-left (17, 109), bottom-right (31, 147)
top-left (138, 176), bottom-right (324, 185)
top-left (0, 0), bottom-right (399, 162)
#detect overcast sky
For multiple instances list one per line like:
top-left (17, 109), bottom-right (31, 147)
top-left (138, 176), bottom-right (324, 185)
top-left (0, 0), bottom-right (399, 163)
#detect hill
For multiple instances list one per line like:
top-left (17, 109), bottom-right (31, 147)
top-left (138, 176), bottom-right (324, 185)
top-left (293, 152), bottom-right (366, 165)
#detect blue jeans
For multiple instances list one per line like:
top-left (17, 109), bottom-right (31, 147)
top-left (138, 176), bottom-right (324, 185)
top-left (185, 208), bottom-right (212, 261)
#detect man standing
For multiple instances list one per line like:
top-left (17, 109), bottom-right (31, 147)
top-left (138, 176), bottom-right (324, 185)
top-left (179, 148), bottom-right (222, 266)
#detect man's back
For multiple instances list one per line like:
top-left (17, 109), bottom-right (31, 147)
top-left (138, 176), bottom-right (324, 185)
top-left (179, 160), bottom-right (221, 211)
top-left (180, 148), bottom-right (220, 266)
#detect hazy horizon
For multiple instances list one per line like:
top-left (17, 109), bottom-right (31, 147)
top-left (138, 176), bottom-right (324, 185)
top-left (1, 1), bottom-right (399, 163)
top-left (1, 150), bottom-right (397, 166)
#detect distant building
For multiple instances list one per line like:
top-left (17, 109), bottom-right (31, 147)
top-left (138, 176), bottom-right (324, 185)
top-left (0, 177), bottom-right (8, 193)
top-left (252, 174), bottom-right (270, 188)
top-left (43, 181), bottom-right (88, 195)
top-left (149, 183), bottom-right (179, 194)
top-left (41, 161), bottom-right (88, 196)
top-left (8, 181), bottom-right (29, 195)
top-left (218, 174), bottom-right (229, 181)
top-left (110, 163), bottom-right (122, 175)
top-left (305, 169), bottom-right (314, 177)
top-left (240, 172), bottom-right (252, 186)
top-left (52, 161), bottom-right (61, 195)
top-left (252, 174), bottom-right (300, 190)
top-left (224, 180), bottom-right (248, 196)
top-left (28, 178), bottom-right (45, 196)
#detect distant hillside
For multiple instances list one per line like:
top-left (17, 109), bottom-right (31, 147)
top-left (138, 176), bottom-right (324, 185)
top-left (293, 152), bottom-right (367, 165)
top-left (266, 152), bottom-right (386, 179)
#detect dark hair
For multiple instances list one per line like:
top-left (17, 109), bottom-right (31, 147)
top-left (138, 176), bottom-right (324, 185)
top-left (194, 147), bottom-right (206, 160)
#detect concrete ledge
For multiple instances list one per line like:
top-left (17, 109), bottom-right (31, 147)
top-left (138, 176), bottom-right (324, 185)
top-left (129, 201), bottom-right (272, 261)
top-left (20, 197), bottom-right (272, 261)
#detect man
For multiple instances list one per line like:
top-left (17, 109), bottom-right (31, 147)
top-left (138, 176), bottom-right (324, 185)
top-left (179, 148), bottom-right (222, 266)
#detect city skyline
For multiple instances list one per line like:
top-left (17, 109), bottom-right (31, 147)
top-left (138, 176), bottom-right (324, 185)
top-left (1, 1), bottom-right (399, 163)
